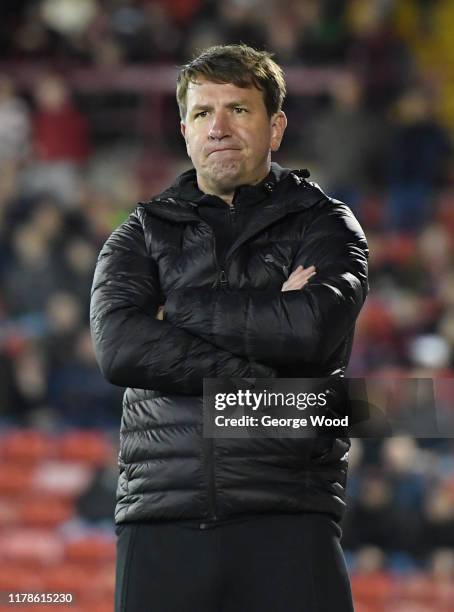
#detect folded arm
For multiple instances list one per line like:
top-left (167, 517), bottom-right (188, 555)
top-left (164, 203), bottom-right (369, 369)
top-left (90, 207), bottom-right (275, 395)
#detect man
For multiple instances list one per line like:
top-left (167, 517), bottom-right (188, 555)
top-left (90, 44), bottom-right (369, 612)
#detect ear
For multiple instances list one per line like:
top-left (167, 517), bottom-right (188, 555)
top-left (180, 121), bottom-right (190, 157)
top-left (270, 111), bottom-right (287, 152)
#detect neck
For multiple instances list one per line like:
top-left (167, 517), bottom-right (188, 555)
top-left (197, 165), bottom-right (271, 206)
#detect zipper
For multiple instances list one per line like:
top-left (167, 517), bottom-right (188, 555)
top-left (218, 269), bottom-right (228, 287)
top-left (210, 231), bottom-right (221, 288)
top-left (205, 228), bottom-right (221, 526)
top-left (203, 207), bottom-right (239, 524)
top-left (211, 203), bottom-right (236, 289)
top-left (209, 227), bottom-right (230, 289)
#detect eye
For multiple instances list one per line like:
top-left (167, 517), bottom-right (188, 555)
top-left (233, 107), bottom-right (247, 114)
top-left (194, 110), bottom-right (208, 119)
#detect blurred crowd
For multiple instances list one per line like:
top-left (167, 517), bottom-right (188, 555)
top-left (0, 72), bottom-right (124, 428)
top-left (344, 437), bottom-right (454, 568)
top-left (0, 0), bottom-right (419, 71)
top-left (1, 0), bottom-right (454, 584)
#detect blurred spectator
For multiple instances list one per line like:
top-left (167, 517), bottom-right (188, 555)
top-left (45, 294), bottom-right (81, 337)
top-left (311, 72), bottom-right (388, 213)
top-left (297, 0), bottom-right (350, 65)
top-left (47, 328), bottom-right (122, 426)
top-left (76, 463), bottom-right (117, 523)
top-left (157, 0), bottom-right (205, 26)
top-left (21, 73), bottom-right (90, 207)
top-left (215, 0), bottom-right (267, 51)
top-left (347, 0), bottom-right (412, 110)
top-left (11, 340), bottom-right (49, 418)
top-left (0, 74), bottom-right (30, 162)
top-left (32, 73), bottom-right (90, 162)
top-left (11, 2), bottom-right (55, 61)
top-left (58, 238), bottom-right (97, 308)
top-left (76, 441), bottom-right (118, 524)
top-left (40, 0), bottom-right (98, 41)
top-left (0, 351), bottom-right (25, 424)
top-left (354, 545), bottom-right (387, 575)
top-left (386, 87), bottom-right (452, 232)
top-left (429, 548), bottom-right (454, 581)
top-left (135, 3), bottom-right (182, 62)
top-left (3, 222), bottom-right (61, 317)
top-left (343, 473), bottom-right (399, 552)
top-left (0, 75), bottom-right (31, 215)
top-left (418, 483), bottom-right (454, 555)
top-left (44, 291), bottom-right (84, 367)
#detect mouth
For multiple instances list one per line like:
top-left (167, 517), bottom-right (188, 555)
top-left (208, 148), bottom-right (241, 155)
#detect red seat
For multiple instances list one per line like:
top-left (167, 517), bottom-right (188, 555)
top-left (41, 563), bottom-right (92, 598)
top-left (65, 535), bottom-right (116, 563)
top-left (0, 529), bottom-right (63, 564)
top-left (0, 498), bottom-right (19, 526)
top-left (0, 430), bottom-right (56, 463)
top-left (351, 572), bottom-right (394, 607)
top-left (0, 565), bottom-right (44, 591)
top-left (17, 496), bottom-right (74, 527)
top-left (58, 431), bottom-right (113, 466)
top-left (0, 462), bottom-right (33, 496)
top-left (41, 562), bottom-right (114, 603)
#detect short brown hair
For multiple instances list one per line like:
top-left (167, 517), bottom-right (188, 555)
top-left (176, 44), bottom-right (286, 120)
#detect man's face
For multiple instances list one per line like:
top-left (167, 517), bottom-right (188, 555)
top-left (180, 77), bottom-right (287, 199)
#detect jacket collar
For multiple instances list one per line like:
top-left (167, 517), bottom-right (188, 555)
top-left (143, 164), bottom-right (325, 224)
top-left (158, 162), bottom-right (291, 207)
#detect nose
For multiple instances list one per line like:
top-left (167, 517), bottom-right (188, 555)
top-left (208, 111), bottom-right (231, 140)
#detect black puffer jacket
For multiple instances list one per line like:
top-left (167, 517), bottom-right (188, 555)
top-left (90, 164), bottom-right (369, 527)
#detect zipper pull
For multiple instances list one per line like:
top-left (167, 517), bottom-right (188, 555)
top-left (218, 269), bottom-right (228, 288)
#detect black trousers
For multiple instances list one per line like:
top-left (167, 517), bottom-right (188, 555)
top-left (115, 513), bottom-right (354, 612)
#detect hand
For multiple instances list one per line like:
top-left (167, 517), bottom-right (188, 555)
top-left (281, 265), bottom-right (316, 292)
top-left (156, 305), bottom-right (165, 320)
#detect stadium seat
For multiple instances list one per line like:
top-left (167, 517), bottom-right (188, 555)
top-left (65, 535), bottom-right (116, 563)
top-left (0, 462), bottom-right (33, 495)
top-left (58, 431), bottom-right (112, 465)
top-left (0, 529), bottom-right (63, 564)
top-left (0, 430), bottom-right (56, 462)
top-left (41, 563), bottom-right (93, 598)
top-left (0, 565), bottom-right (44, 591)
top-left (17, 496), bottom-right (74, 527)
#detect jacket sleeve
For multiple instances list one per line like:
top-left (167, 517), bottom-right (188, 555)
top-left (164, 202), bottom-right (369, 369)
top-left (90, 206), bottom-right (275, 395)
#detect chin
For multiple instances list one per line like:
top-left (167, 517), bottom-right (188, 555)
top-left (207, 160), bottom-right (244, 190)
